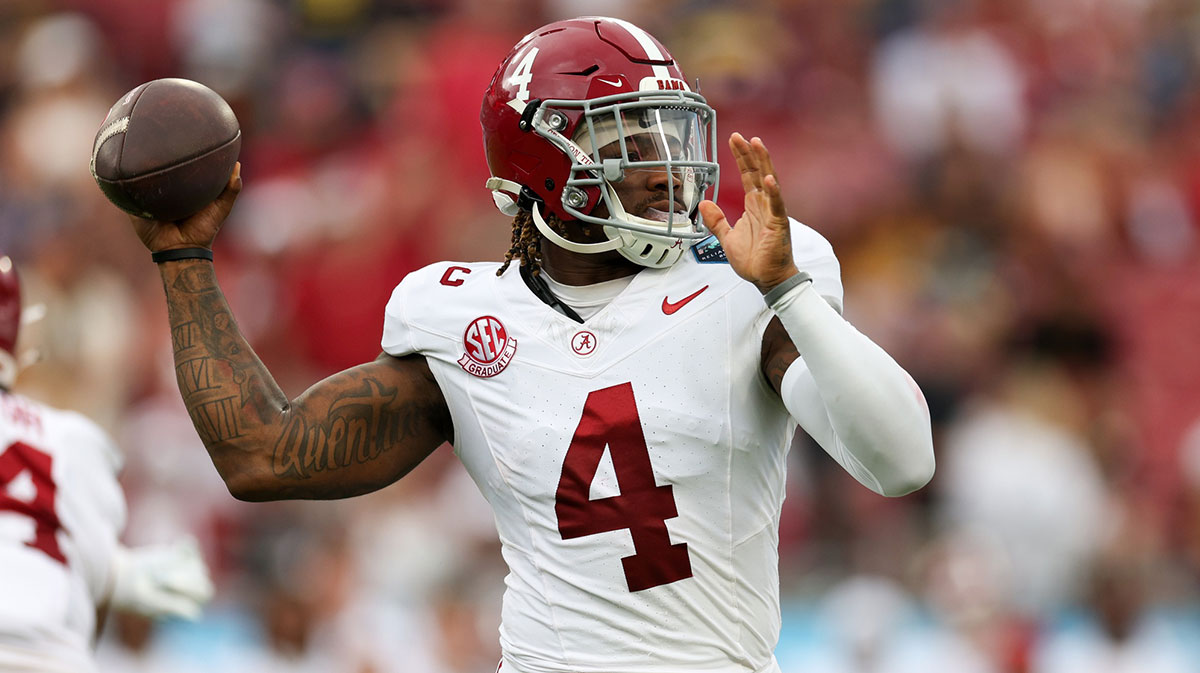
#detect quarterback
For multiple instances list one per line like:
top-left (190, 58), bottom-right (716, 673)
top-left (123, 17), bottom-right (934, 673)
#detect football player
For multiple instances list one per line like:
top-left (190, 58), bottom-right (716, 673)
top-left (123, 17), bottom-right (934, 673)
top-left (0, 255), bottom-right (214, 672)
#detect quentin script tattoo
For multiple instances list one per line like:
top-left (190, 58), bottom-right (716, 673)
top-left (272, 377), bottom-right (419, 479)
top-left (161, 261), bottom-right (449, 499)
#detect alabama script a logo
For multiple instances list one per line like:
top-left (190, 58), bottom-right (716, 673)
top-left (459, 316), bottom-right (517, 378)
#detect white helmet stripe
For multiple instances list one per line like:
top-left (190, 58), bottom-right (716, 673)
top-left (607, 18), bottom-right (672, 81)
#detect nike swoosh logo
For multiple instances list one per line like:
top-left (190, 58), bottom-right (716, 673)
top-left (596, 77), bottom-right (623, 87)
top-left (662, 285), bottom-right (709, 315)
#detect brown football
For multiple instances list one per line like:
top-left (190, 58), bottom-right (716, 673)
top-left (91, 78), bottom-right (240, 221)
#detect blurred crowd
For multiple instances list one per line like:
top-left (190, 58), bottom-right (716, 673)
top-left (2, 0), bottom-right (1199, 671)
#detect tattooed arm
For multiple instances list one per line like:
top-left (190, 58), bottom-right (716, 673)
top-left (162, 260), bottom-right (450, 500)
top-left (130, 167), bottom-right (451, 501)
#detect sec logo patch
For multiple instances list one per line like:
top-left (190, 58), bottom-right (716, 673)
top-left (458, 316), bottom-right (517, 377)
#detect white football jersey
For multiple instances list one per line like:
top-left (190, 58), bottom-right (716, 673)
top-left (382, 224), bottom-right (841, 673)
top-left (0, 390), bottom-right (126, 673)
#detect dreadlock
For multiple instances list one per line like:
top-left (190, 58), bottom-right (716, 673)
top-left (497, 209), bottom-right (598, 277)
top-left (497, 209), bottom-right (544, 276)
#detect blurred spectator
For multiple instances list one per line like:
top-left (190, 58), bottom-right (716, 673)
top-left (936, 353), bottom-right (1111, 617)
top-left (95, 613), bottom-right (202, 673)
top-left (171, 0), bottom-right (283, 99)
top-left (1031, 555), bottom-right (1194, 673)
top-left (779, 572), bottom-right (1001, 673)
top-left (871, 0), bottom-right (1026, 163)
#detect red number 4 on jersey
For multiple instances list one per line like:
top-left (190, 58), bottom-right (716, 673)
top-left (0, 441), bottom-right (66, 565)
top-left (555, 383), bottom-right (692, 592)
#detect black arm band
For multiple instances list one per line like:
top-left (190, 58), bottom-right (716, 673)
top-left (151, 248), bottom-right (213, 264)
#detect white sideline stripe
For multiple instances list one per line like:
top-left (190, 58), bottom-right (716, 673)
top-left (608, 17), bottom-right (672, 81)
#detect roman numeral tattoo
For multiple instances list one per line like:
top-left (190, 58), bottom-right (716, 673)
top-left (160, 261), bottom-right (447, 498)
top-left (167, 267), bottom-right (277, 444)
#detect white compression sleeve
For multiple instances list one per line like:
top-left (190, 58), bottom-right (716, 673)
top-left (772, 278), bottom-right (935, 496)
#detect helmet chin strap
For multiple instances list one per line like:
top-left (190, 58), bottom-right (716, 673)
top-left (531, 202), bottom-right (622, 255)
top-left (487, 176), bottom-right (623, 255)
top-left (490, 177), bottom-right (689, 264)
top-left (594, 184), bottom-right (692, 268)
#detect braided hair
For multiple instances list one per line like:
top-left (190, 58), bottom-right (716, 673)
top-left (497, 209), bottom-right (542, 276)
top-left (497, 210), bottom-right (599, 277)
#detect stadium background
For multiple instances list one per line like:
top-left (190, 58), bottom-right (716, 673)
top-left (2, 0), bottom-right (1200, 670)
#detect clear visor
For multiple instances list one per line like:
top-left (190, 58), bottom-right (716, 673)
top-left (532, 89), bottom-right (718, 241)
top-left (574, 106), bottom-right (709, 225)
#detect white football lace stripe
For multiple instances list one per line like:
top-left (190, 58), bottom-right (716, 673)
top-left (90, 116), bottom-right (129, 178)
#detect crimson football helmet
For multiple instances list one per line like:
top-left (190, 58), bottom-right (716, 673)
top-left (481, 17), bottom-right (719, 268)
top-left (0, 256), bottom-right (21, 388)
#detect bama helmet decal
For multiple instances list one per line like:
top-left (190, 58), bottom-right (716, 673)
top-left (459, 315), bottom-right (517, 378)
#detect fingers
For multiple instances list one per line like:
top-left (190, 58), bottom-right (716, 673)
top-left (210, 162), bottom-right (243, 217)
top-left (730, 134), bottom-right (788, 228)
top-left (730, 132), bottom-right (760, 195)
top-left (124, 163), bottom-right (244, 254)
top-left (143, 539), bottom-right (213, 619)
top-left (754, 137), bottom-right (778, 181)
top-left (729, 133), bottom-right (779, 197)
top-left (763, 174), bottom-right (788, 221)
top-left (149, 594), bottom-right (205, 621)
top-left (129, 215), bottom-right (156, 241)
top-left (698, 200), bottom-right (729, 239)
top-left (176, 162), bottom-right (242, 238)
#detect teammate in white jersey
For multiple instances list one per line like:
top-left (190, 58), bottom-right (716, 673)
top-left (0, 256), bottom-right (214, 672)
top-left (121, 17), bottom-right (934, 673)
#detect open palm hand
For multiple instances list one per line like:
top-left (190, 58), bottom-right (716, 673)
top-left (698, 134), bottom-right (798, 294)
